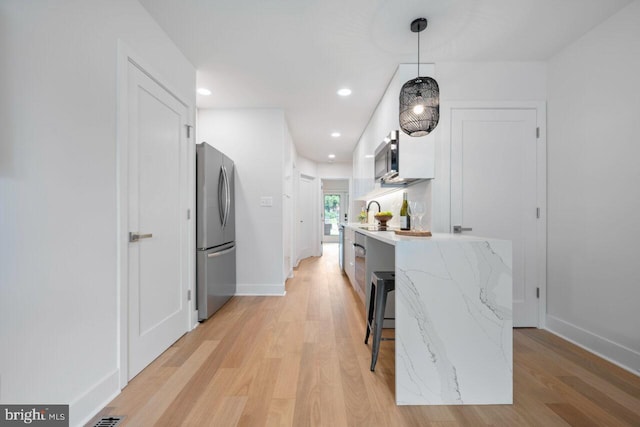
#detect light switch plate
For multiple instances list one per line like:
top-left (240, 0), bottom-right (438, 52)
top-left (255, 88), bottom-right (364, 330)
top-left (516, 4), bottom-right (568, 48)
top-left (260, 196), bottom-right (273, 207)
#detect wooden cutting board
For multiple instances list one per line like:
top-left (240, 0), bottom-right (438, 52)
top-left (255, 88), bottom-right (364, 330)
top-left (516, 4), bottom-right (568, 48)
top-left (394, 230), bottom-right (432, 237)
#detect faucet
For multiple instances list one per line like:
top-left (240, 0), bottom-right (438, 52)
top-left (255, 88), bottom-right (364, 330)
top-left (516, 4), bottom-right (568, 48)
top-left (366, 200), bottom-right (381, 215)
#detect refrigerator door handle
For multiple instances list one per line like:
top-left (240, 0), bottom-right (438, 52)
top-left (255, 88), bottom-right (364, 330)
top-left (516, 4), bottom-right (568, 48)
top-left (218, 166), bottom-right (225, 226)
top-left (225, 166), bottom-right (231, 226)
top-left (207, 244), bottom-right (236, 258)
top-left (222, 165), bottom-right (230, 228)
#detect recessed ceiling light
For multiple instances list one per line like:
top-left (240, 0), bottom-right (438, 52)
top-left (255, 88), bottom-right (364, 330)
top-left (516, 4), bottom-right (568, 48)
top-left (197, 88), bottom-right (212, 96)
top-left (365, 154), bottom-right (374, 158)
top-left (328, 154), bottom-right (336, 159)
top-left (331, 132), bottom-right (341, 138)
top-left (337, 88), bottom-right (352, 97)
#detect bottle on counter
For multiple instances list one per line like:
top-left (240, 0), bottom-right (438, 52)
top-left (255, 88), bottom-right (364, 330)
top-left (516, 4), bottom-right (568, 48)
top-left (358, 207), bottom-right (367, 223)
top-left (399, 191), bottom-right (411, 230)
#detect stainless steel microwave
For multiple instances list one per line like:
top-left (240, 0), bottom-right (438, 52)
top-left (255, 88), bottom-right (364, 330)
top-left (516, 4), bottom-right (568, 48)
top-left (374, 130), bottom-right (399, 181)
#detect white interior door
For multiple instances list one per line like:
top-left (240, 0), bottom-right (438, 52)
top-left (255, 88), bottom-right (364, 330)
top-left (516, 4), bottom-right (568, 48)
top-left (451, 108), bottom-right (539, 327)
top-left (127, 62), bottom-right (189, 379)
top-left (297, 175), bottom-right (315, 260)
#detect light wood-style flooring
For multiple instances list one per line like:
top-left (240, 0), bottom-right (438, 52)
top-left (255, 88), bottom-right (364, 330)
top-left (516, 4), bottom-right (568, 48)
top-left (90, 244), bottom-right (640, 426)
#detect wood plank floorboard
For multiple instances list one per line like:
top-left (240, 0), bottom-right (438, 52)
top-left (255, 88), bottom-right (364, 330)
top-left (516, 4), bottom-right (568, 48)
top-left (89, 244), bottom-right (640, 427)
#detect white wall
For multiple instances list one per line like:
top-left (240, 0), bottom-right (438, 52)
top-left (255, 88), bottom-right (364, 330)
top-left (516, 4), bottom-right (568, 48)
top-left (436, 62), bottom-right (547, 101)
top-left (317, 162), bottom-right (352, 179)
top-left (197, 109), bottom-right (287, 295)
top-left (322, 179), bottom-right (349, 192)
top-left (296, 155), bottom-right (318, 178)
top-left (546, 0), bottom-right (640, 373)
top-left (0, 0), bottom-right (195, 425)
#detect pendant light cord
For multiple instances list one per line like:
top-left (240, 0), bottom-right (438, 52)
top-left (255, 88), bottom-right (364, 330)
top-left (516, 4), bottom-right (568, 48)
top-left (417, 27), bottom-right (420, 77)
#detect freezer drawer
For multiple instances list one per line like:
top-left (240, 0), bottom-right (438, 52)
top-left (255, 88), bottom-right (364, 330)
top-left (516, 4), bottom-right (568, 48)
top-left (197, 243), bottom-right (236, 320)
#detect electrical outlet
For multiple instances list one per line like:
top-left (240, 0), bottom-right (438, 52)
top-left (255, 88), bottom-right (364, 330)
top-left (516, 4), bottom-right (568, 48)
top-left (260, 196), bottom-right (273, 207)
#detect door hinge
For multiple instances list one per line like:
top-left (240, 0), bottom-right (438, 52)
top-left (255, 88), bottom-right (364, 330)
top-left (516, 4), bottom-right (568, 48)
top-left (536, 127), bottom-right (540, 139)
top-left (187, 209), bottom-right (191, 220)
top-left (186, 125), bottom-right (193, 139)
top-left (536, 287), bottom-right (540, 299)
top-left (187, 290), bottom-right (192, 301)
top-left (536, 207), bottom-right (540, 218)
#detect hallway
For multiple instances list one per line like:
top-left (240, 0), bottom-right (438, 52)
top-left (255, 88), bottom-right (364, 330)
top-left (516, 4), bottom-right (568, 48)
top-left (90, 244), bottom-right (640, 426)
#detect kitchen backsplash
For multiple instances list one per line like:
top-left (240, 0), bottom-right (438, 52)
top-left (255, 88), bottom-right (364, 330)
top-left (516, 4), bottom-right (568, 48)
top-left (364, 180), bottom-right (432, 230)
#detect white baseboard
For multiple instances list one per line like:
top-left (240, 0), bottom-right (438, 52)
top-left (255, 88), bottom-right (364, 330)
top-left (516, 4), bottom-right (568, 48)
top-left (236, 284), bottom-right (286, 296)
top-left (70, 369), bottom-right (120, 427)
top-left (545, 314), bottom-right (640, 377)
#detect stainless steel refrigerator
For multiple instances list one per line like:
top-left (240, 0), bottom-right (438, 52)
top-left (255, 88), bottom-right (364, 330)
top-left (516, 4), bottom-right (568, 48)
top-left (196, 142), bottom-right (236, 321)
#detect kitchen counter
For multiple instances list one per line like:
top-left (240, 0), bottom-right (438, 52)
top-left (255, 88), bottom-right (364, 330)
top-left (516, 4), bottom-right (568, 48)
top-left (348, 223), bottom-right (496, 246)
top-left (345, 224), bottom-right (513, 405)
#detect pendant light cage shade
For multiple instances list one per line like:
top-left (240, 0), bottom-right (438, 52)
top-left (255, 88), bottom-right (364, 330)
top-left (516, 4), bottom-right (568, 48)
top-left (399, 76), bottom-right (440, 137)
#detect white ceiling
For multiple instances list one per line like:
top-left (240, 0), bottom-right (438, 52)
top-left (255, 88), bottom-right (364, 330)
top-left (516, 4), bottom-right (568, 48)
top-left (139, 0), bottom-right (630, 163)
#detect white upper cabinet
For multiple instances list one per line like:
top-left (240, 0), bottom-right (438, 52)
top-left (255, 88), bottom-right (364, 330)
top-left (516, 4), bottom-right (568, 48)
top-left (352, 64), bottom-right (436, 199)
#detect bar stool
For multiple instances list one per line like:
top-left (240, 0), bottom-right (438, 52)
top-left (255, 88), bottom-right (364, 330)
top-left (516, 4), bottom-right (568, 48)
top-left (364, 271), bottom-right (395, 371)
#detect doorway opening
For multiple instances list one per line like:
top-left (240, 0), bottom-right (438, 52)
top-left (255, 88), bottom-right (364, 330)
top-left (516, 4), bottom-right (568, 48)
top-left (321, 179), bottom-right (349, 244)
top-left (323, 194), bottom-right (341, 238)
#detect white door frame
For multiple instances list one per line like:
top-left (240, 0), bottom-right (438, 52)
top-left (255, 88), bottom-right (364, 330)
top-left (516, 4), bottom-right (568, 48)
top-left (296, 173), bottom-right (320, 264)
top-left (433, 100), bottom-right (547, 328)
top-left (116, 41), bottom-right (196, 388)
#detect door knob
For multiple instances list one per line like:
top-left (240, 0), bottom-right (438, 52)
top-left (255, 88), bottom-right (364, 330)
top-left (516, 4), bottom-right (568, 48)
top-left (129, 232), bottom-right (153, 242)
top-left (452, 225), bottom-right (472, 234)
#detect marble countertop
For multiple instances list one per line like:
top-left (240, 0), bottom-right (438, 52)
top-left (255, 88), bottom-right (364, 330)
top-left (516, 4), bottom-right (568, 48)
top-left (343, 223), bottom-right (497, 246)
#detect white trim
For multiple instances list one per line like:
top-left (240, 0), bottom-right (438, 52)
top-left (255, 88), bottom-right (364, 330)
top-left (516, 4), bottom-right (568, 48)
top-left (535, 103), bottom-right (547, 329)
top-left (116, 39), bottom-right (130, 392)
top-left (235, 284), bottom-right (286, 296)
top-left (546, 315), bottom-right (640, 377)
top-left (435, 100), bottom-right (547, 328)
top-left (116, 40), bottom-right (195, 390)
top-left (70, 369), bottom-right (120, 427)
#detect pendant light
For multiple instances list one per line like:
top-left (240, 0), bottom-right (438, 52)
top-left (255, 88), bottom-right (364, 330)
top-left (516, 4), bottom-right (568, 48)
top-left (399, 18), bottom-right (440, 137)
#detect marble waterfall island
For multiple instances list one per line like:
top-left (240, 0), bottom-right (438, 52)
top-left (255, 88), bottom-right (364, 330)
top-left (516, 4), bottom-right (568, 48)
top-left (395, 238), bottom-right (513, 405)
top-left (346, 225), bottom-right (513, 406)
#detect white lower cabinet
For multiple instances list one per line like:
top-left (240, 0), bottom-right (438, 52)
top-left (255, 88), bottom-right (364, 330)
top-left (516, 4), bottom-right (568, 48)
top-left (344, 227), bottom-right (356, 288)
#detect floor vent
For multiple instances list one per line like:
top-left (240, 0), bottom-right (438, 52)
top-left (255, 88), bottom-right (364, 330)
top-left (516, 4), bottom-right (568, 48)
top-left (92, 416), bottom-right (123, 427)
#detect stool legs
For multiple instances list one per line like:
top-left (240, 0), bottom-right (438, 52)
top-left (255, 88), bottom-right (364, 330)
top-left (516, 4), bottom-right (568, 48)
top-left (364, 282), bottom-right (376, 345)
top-left (370, 280), bottom-right (388, 372)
